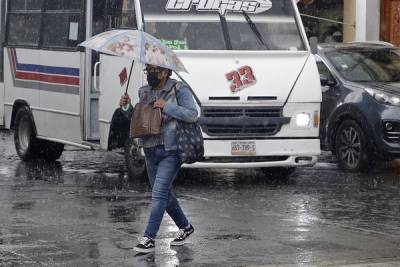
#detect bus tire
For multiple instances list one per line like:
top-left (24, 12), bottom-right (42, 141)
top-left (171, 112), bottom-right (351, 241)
top-left (39, 140), bottom-right (64, 161)
top-left (124, 138), bottom-right (147, 181)
top-left (14, 106), bottom-right (41, 161)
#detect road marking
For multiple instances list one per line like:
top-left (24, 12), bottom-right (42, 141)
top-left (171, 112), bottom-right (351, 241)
top-left (182, 194), bottom-right (211, 201)
top-left (248, 259), bottom-right (400, 267)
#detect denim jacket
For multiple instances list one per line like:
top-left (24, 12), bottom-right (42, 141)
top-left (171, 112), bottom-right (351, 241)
top-left (138, 78), bottom-right (198, 151)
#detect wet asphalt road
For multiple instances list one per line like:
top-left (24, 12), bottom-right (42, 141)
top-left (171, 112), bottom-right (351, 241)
top-left (1, 129), bottom-right (400, 267)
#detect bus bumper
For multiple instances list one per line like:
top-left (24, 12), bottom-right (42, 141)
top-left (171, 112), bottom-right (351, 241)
top-left (182, 138), bottom-right (320, 169)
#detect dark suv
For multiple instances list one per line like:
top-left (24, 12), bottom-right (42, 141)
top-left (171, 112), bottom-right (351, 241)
top-left (317, 42), bottom-right (400, 171)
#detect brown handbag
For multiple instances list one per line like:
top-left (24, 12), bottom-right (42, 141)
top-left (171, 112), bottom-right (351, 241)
top-left (130, 102), bottom-right (162, 138)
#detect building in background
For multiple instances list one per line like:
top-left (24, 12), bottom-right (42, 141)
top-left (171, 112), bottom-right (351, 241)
top-left (298, 0), bottom-right (345, 43)
top-left (380, 0), bottom-right (400, 46)
top-left (297, 0), bottom-right (397, 45)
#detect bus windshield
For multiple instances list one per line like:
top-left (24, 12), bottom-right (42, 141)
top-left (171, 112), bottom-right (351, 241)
top-left (140, 0), bottom-right (305, 51)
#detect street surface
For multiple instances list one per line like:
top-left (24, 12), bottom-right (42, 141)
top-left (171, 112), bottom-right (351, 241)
top-left (1, 129), bottom-right (400, 267)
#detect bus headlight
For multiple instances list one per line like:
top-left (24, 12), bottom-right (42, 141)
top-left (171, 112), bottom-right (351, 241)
top-left (295, 113), bottom-right (311, 127)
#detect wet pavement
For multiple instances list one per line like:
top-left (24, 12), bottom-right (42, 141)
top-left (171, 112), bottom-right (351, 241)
top-left (1, 129), bottom-right (400, 266)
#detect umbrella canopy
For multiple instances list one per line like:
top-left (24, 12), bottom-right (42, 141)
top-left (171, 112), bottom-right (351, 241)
top-left (79, 29), bottom-right (188, 73)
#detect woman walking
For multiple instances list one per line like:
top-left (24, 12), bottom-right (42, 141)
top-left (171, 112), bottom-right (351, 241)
top-left (120, 64), bottom-right (197, 254)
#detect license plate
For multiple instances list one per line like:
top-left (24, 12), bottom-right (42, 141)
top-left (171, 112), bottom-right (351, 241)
top-left (231, 141), bottom-right (256, 156)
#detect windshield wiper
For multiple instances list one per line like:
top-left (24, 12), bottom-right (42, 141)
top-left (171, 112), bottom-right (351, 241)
top-left (242, 11), bottom-right (269, 50)
top-left (219, 14), bottom-right (232, 50)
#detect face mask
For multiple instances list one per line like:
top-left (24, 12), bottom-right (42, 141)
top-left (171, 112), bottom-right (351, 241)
top-left (147, 72), bottom-right (161, 88)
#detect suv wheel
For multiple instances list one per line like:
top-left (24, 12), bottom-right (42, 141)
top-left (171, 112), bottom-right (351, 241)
top-left (124, 138), bottom-right (147, 180)
top-left (335, 120), bottom-right (371, 171)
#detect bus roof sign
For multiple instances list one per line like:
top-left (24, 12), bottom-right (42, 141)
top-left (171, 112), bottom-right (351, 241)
top-left (165, 0), bottom-right (273, 16)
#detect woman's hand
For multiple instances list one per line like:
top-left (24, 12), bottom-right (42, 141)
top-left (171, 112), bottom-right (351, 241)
top-left (153, 98), bottom-right (166, 109)
top-left (119, 94), bottom-right (131, 107)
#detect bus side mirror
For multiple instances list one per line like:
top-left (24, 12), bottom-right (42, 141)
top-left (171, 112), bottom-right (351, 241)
top-left (320, 74), bottom-right (329, 86)
top-left (309, 37), bottom-right (318, 55)
top-left (320, 74), bottom-right (336, 87)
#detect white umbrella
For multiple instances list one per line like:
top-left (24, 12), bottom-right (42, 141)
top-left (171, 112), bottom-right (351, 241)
top-left (79, 29), bottom-right (187, 72)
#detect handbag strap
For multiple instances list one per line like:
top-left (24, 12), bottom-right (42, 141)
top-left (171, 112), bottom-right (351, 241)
top-left (173, 72), bottom-right (202, 107)
top-left (173, 83), bottom-right (179, 105)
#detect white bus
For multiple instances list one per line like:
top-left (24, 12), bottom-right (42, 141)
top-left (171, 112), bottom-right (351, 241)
top-left (0, 0), bottom-right (321, 178)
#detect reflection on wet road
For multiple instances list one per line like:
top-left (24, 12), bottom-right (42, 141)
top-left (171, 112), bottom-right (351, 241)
top-left (1, 130), bottom-right (400, 266)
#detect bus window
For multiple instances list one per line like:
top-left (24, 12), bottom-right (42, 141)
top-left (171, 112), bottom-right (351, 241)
top-left (42, 14), bottom-right (82, 48)
top-left (42, 0), bottom-right (84, 49)
top-left (93, 0), bottom-right (106, 35)
top-left (7, 14), bottom-right (41, 47)
top-left (7, 0), bottom-right (44, 47)
top-left (0, 0), bottom-right (5, 82)
top-left (45, 0), bottom-right (82, 10)
top-left (9, 0), bottom-right (43, 11)
top-left (105, 0), bottom-right (136, 30)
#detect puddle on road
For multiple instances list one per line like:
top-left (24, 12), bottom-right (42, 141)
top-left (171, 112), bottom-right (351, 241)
top-left (12, 201), bottom-right (35, 210)
top-left (281, 240), bottom-right (357, 252)
top-left (0, 166), bottom-right (11, 176)
top-left (206, 234), bottom-right (258, 241)
top-left (108, 205), bottom-right (142, 223)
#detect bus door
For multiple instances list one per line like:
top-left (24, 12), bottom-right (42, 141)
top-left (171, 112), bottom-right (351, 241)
top-left (0, 0), bottom-right (5, 126)
top-left (82, 0), bottom-right (106, 141)
top-left (83, 0), bottom-right (137, 142)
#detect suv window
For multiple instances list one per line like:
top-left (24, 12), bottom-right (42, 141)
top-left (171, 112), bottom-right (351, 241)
top-left (325, 48), bottom-right (400, 83)
top-left (317, 61), bottom-right (335, 82)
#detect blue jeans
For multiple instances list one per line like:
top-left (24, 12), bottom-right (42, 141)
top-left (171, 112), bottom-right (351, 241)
top-left (143, 145), bottom-right (189, 239)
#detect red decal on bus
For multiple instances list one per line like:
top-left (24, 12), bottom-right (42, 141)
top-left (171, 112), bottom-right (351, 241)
top-left (226, 65), bottom-right (257, 93)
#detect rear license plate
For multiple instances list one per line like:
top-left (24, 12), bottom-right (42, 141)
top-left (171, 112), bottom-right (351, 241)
top-left (231, 141), bottom-right (256, 156)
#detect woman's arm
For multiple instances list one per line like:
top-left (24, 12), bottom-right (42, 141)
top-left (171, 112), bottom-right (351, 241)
top-left (163, 85), bottom-right (198, 123)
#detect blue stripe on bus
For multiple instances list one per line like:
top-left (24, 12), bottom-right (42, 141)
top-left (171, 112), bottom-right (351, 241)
top-left (16, 63), bottom-right (80, 77)
top-left (11, 48), bottom-right (80, 77)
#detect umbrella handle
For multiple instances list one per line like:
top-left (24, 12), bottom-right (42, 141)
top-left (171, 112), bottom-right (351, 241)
top-left (125, 60), bottom-right (135, 95)
top-left (121, 61), bottom-right (134, 112)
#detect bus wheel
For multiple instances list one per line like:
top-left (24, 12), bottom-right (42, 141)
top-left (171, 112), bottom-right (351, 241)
top-left (261, 167), bottom-right (295, 179)
top-left (14, 106), bottom-right (41, 161)
top-left (124, 138), bottom-right (147, 180)
top-left (40, 140), bottom-right (64, 161)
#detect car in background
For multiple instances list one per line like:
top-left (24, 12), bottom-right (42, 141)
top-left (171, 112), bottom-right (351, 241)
top-left (316, 42), bottom-right (400, 171)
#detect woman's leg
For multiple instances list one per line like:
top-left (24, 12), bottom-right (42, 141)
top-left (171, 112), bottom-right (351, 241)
top-left (166, 192), bottom-right (189, 229)
top-left (144, 150), bottom-right (188, 239)
top-left (145, 150), bottom-right (189, 232)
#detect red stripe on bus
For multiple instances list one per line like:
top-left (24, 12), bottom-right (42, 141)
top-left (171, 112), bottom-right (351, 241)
top-left (15, 71), bottom-right (80, 86)
top-left (9, 48), bottom-right (17, 77)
